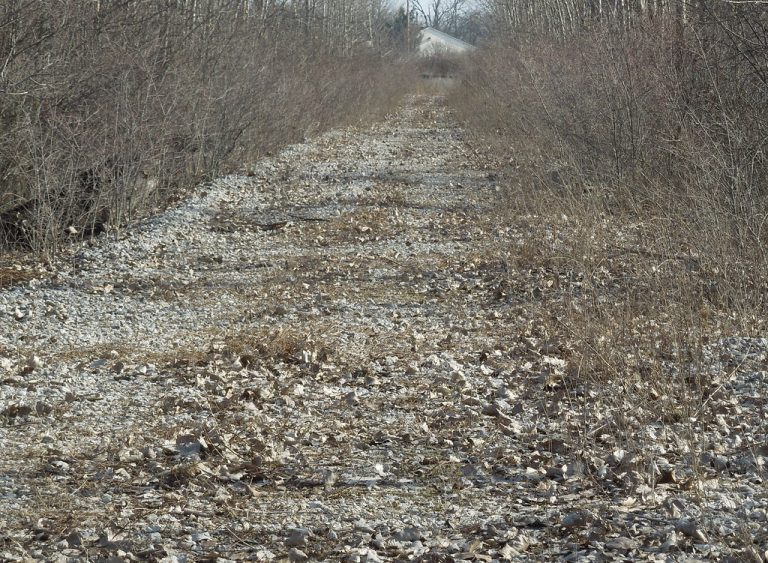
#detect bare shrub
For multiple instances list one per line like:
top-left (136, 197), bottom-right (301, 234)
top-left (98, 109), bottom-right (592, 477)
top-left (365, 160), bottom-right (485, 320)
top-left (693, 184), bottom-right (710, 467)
top-left (0, 1), bottom-right (411, 258)
top-left (417, 53), bottom-right (463, 78)
top-left (448, 6), bottom-right (768, 417)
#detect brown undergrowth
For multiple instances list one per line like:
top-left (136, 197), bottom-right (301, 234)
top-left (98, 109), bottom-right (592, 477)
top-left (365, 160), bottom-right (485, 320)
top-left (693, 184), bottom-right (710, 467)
top-left (0, 266), bottom-right (37, 290)
top-left (447, 25), bottom-right (768, 484)
top-left (0, 1), bottom-right (414, 258)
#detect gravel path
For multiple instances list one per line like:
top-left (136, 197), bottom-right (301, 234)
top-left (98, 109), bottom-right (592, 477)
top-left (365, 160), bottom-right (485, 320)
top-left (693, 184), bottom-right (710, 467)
top-left (1, 96), bottom-right (766, 562)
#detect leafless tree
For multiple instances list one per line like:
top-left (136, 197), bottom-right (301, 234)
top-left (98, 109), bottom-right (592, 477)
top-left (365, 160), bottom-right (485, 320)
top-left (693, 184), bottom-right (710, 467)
top-left (411, 0), bottom-right (468, 34)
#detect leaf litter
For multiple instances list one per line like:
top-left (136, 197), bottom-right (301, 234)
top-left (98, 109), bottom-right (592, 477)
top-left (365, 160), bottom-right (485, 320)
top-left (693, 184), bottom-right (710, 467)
top-left (0, 96), bottom-right (766, 561)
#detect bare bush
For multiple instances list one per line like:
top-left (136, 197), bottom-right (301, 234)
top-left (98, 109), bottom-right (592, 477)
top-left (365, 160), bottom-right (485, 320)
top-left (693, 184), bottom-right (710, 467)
top-left (0, 0), bottom-right (411, 257)
top-left (448, 4), bottom-right (768, 419)
top-left (417, 53), bottom-right (464, 78)
top-left (451, 8), bottom-right (768, 293)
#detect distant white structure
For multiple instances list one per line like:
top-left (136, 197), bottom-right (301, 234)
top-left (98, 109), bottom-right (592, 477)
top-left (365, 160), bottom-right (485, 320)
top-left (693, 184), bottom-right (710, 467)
top-left (417, 27), bottom-right (474, 56)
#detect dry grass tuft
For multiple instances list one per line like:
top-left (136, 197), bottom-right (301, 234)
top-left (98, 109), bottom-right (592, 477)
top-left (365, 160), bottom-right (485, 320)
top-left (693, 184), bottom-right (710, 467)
top-left (0, 266), bottom-right (37, 289)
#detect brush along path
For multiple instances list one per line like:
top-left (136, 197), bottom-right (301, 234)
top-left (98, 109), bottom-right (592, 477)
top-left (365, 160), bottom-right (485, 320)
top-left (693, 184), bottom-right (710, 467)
top-left (1, 96), bottom-right (766, 561)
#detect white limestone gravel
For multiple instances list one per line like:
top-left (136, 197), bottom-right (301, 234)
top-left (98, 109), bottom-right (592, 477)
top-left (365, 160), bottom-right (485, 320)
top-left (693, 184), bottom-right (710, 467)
top-left (0, 96), bottom-right (766, 562)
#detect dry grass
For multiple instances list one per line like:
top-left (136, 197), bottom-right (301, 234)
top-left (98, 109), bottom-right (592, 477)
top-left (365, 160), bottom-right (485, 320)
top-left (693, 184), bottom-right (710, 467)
top-left (446, 27), bottom-right (768, 466)
top-left (414, 77), bottom-right (459, 96)
top-left (219, 326), bottom-right (333, 367)
top-left (0, 266), bottom-right (37, 289)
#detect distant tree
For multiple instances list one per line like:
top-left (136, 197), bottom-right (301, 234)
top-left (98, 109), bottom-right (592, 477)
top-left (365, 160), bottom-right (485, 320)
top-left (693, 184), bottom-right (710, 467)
top-left (384, 6), bottom-right (421, 51)
top-left (411, 0), bottom-right (467, 36)
top-left (457, 9), bottom-right (488, 44)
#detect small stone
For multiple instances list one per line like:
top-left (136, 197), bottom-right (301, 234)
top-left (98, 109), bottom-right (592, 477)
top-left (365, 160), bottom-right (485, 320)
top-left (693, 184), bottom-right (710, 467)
top-left (288, 548), bottom-right (308, 562)
top-left (286, 527), bottom-right (311, 547)
top-left (360, 548), bottom-right (382, 563)
top-left (606, 537), bottom-right (636, 551)
top-left (394, 527), bottom-right (421, 541)
top-left (675, 519), bottom-right (708, 542)
top-left (354, 521), bottom-right (375, 534)
top-left (561, 511), bottom-right (591, 528)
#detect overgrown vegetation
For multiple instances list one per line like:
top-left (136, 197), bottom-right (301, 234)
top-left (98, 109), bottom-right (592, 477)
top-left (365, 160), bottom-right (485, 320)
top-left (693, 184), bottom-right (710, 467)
top-left (450, 3), bottom-right (768, 383)
top-left (0, 0), bottom-right (412, 257)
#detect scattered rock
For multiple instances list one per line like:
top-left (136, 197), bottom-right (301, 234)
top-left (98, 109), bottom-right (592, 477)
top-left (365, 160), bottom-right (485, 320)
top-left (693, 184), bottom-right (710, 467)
top-left (286, 528), bottom-right (312, 547)
top-left (605, 537), bottom-right (636, 552)
top-left (562, 511), bottom-right (592, 529)
top-left (394, 527), bottom-right (422, 542)
top-left (675, 519), bottom-right (708, 543)
top-left (288, 548), bottom-right (308, 561)
top-left (0, 95), bottom-right (762, 563)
